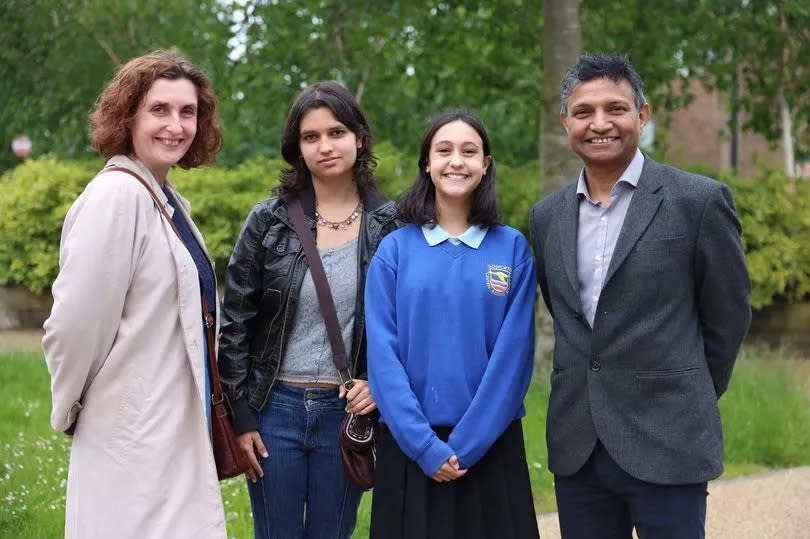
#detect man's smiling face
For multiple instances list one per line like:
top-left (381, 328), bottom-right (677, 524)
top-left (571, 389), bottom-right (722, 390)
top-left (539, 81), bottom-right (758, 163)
top-left (561, 77), bottom-right (650, 171)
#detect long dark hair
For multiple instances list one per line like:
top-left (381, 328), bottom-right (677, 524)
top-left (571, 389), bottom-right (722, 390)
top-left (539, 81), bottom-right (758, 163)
top-left (397, 110), bottom-right (500, 226)
top-left (277, 81), bottom-right (378, 197)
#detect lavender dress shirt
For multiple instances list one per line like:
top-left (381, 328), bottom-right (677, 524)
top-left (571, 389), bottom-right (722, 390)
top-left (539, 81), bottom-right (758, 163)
top-left (576, 149), bottom-right (644, 326)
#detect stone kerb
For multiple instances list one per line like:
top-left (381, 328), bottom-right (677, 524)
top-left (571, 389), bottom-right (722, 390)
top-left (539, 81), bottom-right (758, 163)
top-left (0, 286), bottom-right (52, 330)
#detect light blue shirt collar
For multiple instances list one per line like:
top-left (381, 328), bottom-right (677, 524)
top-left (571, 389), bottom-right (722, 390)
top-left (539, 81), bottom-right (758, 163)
top-left (576, 148), bottom-right (645, 201)
top-left (421, 224), bottom-right (488, 248)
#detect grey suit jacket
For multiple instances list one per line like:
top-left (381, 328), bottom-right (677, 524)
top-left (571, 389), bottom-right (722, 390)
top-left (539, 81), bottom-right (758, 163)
top-left (529, 156), bottom-right (751, 485)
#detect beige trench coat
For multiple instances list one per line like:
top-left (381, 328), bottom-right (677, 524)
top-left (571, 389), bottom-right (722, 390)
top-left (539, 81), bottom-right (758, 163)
top-left (43, 155), bottom-right (226, 538)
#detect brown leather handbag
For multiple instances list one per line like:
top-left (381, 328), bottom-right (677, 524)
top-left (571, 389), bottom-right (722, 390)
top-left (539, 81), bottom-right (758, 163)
top-left (108, 166), bottom-right (251, 481)
top-left (202, 297), bottom-right (251, 480)
top-left (287, 196), bottom-right (376, 491)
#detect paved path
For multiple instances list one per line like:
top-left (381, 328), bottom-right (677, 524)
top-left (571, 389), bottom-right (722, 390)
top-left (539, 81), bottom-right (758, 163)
top-left (0, 329), bottom-right (43, 353)
top-left (537, 466), bottom-right (810, 538)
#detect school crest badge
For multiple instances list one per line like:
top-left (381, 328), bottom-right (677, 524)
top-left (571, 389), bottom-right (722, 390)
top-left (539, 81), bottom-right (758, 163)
top-left (486, 265), bottom-right (512, 296)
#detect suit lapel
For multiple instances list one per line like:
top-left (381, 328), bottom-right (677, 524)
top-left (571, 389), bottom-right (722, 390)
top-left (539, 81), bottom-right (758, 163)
top-left (556, 185), bottom-right (581, 300)
top-left (604, 158), bottom-right (664, 285)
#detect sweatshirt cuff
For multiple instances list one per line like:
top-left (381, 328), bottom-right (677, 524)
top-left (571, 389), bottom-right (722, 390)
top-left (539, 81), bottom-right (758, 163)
top-left (230, 397), bottom-right (259, 435)
top-left (415, 436), bottom-right (455, 477)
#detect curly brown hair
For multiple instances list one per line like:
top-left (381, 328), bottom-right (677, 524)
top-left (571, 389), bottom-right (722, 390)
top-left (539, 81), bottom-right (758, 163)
top-left (89, 48), bottom-right (223, 168)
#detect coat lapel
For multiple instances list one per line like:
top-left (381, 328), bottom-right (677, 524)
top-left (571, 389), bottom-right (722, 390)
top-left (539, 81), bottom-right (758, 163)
top-left (109, 156), bottom-right (209, 413)
top-left (603, 158), bottom-right (664, 285)
top-left (556, 185), bottom-right (581, 300)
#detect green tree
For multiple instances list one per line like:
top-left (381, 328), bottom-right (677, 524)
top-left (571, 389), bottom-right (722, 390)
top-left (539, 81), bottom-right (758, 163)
top-left (579, 0), bottom-right (810, 175)
top-left (0, 0), bottom-right (232, 172)
top-left (216, 0), bottom-right (543, 166)
top-left (697, 0), bottom-right (810, 176)
top-left (579, 0), bottom-right (702, 114)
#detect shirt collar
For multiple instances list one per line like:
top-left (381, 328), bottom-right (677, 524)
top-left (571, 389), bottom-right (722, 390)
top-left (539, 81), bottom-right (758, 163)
top-left (421, 224), bottom-right (488, 248)
top-left (576, 148), bottom-right (645, 200)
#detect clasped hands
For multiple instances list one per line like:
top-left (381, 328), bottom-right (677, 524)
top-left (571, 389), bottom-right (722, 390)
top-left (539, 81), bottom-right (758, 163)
top-left (432, 455), bottom-right (468, 483)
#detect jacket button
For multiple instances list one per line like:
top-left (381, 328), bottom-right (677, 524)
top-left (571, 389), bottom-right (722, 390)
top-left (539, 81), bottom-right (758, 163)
top-left (275, 244), bottom-right (285, 252)
top-left (590, 360), bottom-right (601, 372)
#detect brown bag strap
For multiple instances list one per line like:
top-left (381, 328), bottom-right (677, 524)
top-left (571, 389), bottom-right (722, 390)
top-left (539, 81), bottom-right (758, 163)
top-left (104, 166), bottom-right (224, 399)
top-left (287, 196), bottom-right (354, 390)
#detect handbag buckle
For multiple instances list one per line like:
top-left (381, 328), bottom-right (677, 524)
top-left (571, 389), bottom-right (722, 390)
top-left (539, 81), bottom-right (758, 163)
top-left (339, 372), bottom-right (354, 392)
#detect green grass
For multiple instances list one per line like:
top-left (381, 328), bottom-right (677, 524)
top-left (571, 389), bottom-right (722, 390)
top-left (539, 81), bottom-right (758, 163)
top-left (0, 350), bottom-right (70, 539)
top-left (720, 347), bottom-right (810, 470)
top-left (1, 348), bottom-right (808, 537)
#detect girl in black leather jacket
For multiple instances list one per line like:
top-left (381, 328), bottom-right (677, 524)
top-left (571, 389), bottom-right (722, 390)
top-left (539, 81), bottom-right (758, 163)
top-left (218, 81), bottom-right (397, 539)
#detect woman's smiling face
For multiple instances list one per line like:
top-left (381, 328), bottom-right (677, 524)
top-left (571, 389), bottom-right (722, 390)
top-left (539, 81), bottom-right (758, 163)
top-left (427, 120), bottom-right (491, 206)
top-left (130, 77), bottom-right (198, 181)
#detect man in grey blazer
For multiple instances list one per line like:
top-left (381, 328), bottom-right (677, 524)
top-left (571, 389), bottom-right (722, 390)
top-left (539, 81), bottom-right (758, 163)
top-left (529, 54), bottom-right (751, 538)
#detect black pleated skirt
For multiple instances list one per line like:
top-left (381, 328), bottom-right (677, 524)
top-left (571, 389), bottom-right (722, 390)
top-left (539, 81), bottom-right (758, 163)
top-left (370, 420), bottom-right (539, 539)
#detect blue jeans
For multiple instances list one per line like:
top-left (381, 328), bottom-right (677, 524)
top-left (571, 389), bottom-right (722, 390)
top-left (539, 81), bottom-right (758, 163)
top-left (247, 383), bottom-right (362, 539)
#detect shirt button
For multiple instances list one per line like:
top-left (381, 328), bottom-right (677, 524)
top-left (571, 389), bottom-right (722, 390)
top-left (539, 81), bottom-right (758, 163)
top-left (594, 255), bottom-right (602, 261)
top-left (592, 295), bottom-right (599, 301)
top-left (590, 360), bottom-right (601, 372)
top-left (600, 216), bottom-right (607, 222)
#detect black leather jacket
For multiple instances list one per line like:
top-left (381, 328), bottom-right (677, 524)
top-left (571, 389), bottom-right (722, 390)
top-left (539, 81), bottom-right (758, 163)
top-left (218, 185), bottom-right (398, 434)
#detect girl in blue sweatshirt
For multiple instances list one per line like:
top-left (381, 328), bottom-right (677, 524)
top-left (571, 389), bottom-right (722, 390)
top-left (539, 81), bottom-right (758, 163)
top-left (365, 110), bottom-right (539, 538)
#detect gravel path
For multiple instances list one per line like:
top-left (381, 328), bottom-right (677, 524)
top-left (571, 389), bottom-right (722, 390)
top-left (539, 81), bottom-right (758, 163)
top-left (537, 466), bottom-right (810, 538)
top-left (0, 329), bottom-right (43, 353)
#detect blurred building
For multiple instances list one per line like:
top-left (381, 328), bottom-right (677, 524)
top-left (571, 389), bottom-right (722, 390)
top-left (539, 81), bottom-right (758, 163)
top-left (659, 79), bottom-right (801, 178)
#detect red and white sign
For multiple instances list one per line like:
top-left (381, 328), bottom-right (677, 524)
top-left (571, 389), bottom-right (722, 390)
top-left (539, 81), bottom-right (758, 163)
top-left (11, 135), bottom-right (32, 158)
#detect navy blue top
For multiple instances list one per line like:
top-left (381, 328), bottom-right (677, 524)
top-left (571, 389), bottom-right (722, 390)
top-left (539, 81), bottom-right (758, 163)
top-left (163, 186), bottom-right (215, 428)
top-left (162, 187), bottom-right (216, 318)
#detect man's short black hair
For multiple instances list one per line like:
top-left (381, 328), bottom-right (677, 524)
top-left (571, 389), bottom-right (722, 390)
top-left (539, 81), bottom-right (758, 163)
top-left (560, 54), bottom-right (646, 115)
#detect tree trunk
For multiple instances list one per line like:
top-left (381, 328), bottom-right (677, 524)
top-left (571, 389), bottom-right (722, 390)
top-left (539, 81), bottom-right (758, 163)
top-left (540, 0), bottom-right (582, 196)
top-left (778, 88), bottom-right (795, 177)
top-left (776, 6), bottom-right (795, 178)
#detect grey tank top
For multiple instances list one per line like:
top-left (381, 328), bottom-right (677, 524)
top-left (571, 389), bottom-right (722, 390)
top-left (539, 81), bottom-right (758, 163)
top-left (277, 236), bottom-right (358, 385)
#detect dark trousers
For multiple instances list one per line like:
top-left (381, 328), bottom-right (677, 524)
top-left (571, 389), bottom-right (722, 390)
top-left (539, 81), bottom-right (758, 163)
top-left (555, 442), bottom-right (708, 539)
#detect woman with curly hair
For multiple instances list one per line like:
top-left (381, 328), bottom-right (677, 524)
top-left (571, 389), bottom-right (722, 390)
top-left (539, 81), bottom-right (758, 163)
top-left (43, 48), bottom-right (226, 538)
top-left (218, 81), bottom-right (398, 538)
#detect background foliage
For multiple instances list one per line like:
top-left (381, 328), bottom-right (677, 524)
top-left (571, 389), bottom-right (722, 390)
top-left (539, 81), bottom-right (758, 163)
top-left (1, 1), bottom-right (809, 307)
top-left (1, 156), bottom-right (807, 309)
top-left (722, 168), bottom-right (810, 308)
top-left (4, 1), bottom-right (807, 172)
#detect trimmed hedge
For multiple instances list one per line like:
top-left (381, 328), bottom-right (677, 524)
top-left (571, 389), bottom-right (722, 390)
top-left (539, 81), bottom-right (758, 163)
top-left (0, 158), bottom-right (98, 293)
top-left (720, 169), bottom-right (810, 308)
top-left (1, 154), bottom-right (807, 309)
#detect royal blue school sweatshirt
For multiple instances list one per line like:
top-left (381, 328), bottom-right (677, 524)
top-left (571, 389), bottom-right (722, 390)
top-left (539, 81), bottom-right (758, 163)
top-left (365, 223), bottom-right (536, 476)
